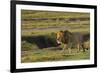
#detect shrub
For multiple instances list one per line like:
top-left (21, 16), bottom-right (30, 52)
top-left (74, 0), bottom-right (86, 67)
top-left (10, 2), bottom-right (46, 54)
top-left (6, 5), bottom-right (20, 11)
top-left (21, 41), bottom-right (39, 51)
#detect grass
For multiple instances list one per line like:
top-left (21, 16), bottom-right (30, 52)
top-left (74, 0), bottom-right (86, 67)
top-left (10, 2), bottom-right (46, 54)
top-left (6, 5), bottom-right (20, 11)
top-left (21, 19), bottom-right (90, 29)
top-left (21, 10), bottom-right (89, 19)
top-left (21, 27), bottom-right (89, 36)
top-left (21, 10), bottom-right (90, 29)
top-left (21, 49), bottom-right (90, 63)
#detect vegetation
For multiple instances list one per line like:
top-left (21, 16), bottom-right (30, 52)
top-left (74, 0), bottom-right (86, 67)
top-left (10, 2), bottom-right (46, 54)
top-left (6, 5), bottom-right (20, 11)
top-left (21, 10), bottom-right (89, 19)
top-left (21, 49), bottom-right (90, 63)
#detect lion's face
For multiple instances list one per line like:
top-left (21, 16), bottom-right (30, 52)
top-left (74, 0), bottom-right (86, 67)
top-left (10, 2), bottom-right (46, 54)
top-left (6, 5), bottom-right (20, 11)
top-left (56, 31), bottom-right (63, 44)
top-left (56, 30), bottom-right (70, 44)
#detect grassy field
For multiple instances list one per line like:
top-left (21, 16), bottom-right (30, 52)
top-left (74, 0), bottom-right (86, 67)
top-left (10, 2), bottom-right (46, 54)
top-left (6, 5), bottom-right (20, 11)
top-left (21, 10), bottom-right (90, 63)
top-left (21, 49), bottom-right (90, 63)
top-left (21, 10), bottom-right (89, 19)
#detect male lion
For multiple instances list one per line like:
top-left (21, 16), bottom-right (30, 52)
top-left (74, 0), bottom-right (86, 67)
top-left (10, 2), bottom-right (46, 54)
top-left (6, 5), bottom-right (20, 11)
top-left (56, 30), bottom-right (85, 53)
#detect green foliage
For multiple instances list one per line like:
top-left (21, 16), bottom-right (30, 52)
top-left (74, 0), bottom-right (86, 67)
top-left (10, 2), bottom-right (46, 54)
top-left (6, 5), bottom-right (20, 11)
top-left (46, 32), bottom-right (57, 45)
top-left (21, 41), bottom-right (38, 51)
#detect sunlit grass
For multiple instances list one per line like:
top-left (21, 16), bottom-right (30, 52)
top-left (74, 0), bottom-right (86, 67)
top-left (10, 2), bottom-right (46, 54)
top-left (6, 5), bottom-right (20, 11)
top-left (22, 27), bottom-right (89, 36)
top-left (21, 10), bottom-right (89, 19)
top-left (21, 49), bottom-right (90, 63)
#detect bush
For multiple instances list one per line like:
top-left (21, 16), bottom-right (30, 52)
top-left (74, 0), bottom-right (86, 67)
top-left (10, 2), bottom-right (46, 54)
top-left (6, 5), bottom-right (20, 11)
top-left (21, 41), bottom-right (39, 51)
top-left (45, 32), bottom-right (57, 46)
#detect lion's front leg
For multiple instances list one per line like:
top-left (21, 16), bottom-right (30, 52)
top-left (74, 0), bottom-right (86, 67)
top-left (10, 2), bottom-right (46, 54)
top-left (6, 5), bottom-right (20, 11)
top-left (62, 43), bottom-right (71, 54)
top-left (60, 43), bottom-right (67, 53)
top-left (63, 44), bottom-right (67, 51)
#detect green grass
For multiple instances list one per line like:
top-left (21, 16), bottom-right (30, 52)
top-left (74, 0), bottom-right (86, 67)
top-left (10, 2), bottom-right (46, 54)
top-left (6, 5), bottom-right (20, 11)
top-left (21, 10), bottom-right (90, 29)
top-left (21, 10), bottom-right (90, 36)
top-left (21, 49), bottom-right (90, 63)
top-left (21, 10), bottom-right (89, 19)
top-left (21, 27), bottom-right (89, 36)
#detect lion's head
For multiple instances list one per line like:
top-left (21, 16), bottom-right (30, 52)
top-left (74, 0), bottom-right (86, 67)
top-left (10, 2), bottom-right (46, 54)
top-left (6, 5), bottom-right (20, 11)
top-left (56, 30), bottom-right (72, 45)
